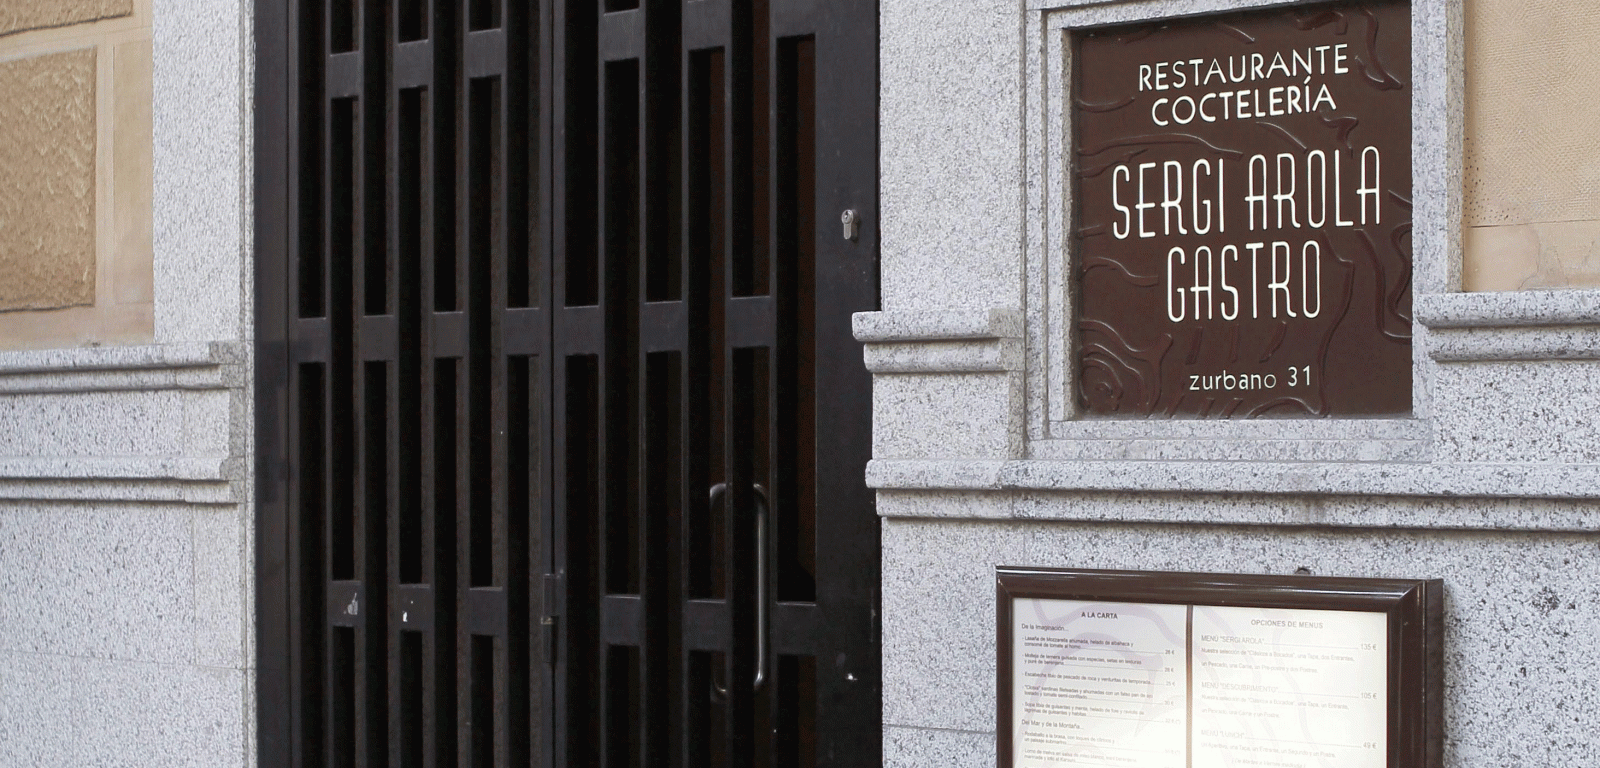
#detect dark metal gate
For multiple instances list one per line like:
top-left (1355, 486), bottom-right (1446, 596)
top-left (258, 0), bottom-right (878, 766)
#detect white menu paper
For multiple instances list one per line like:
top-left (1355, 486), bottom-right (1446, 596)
top-left (1191, 605), bottom-right (1387, 768)
top-left (1011, 599), bottom-right (1188, 768)
top-left (1009, 600), bottom-right (1388, 768)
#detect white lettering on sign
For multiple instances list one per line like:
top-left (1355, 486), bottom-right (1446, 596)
top-left (1139, 46), bottom-right (1346, 127)
top-left (1109, 146), bottom-right (1375, 327)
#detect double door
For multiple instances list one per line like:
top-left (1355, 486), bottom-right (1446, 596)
top-left (256, 0), bottom-right (880, 765)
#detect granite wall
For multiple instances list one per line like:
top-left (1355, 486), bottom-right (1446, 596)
top-left (872, 0), bottom-right (1600, 766)
top-left (0, 0), bottom-right (255, 765)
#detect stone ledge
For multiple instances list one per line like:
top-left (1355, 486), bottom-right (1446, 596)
top-left (0, 342), bottom-right (239, 393)
top-left (867, 457), bottom-right (1600, 502)
top-left (853, 308), bottom-right (1022, 343)
top-left (863, 339), bottom-right (1024, 374)
top-left (1427, 325), bottom-right (1600, 362)
top-left (1418, 291), bottom-right (1600, 362)
top-left (0, 341), bottom-right (234, 373)
top-left (0, 344), bottom-right (244, 503)
top-left (1415, 290), bottom-right (1600, 329)
top-left (855, 309), bottom-right (1025, 374)
top-left (0, 457), bottom-right (232, 503)
top-left (1046, 418), bottom-right (1426, 440)
top-left (1030, 437), bottom-right (1428, 463)
top-left (0, 456), bottom-right (227, 480)
top-left (0, 477), bottom-right (233, 504)
top-left (874, 489), bottom-right (1600, 533)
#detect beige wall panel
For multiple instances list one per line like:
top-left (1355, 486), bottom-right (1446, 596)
top-left (0, 48), bottom-right (97, 311)
top-left (1462, 220), bottom-right (1600, 292)
top-left (112, 38), bottom-right (152, 305)
top-left (1464, 0), bottom-right (1600, 290)
top-left (0, 0), bottom-right (133, 37)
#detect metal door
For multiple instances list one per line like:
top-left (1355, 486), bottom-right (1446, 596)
top-left (256, 0), bottom-right (879, 765)
top-left (550, 0), bottom-right (879, 765)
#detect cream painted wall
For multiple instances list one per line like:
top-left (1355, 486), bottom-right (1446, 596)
top-left (1463, 0), bottom-right (1600, 290)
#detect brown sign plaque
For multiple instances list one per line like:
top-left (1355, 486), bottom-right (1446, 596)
top-left (1074, 2), bottom-right (1412, 418)
top-left (996, 568), bottom-right (1444, 768)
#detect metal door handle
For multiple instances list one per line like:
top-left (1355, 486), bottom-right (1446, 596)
top-left (706, 482), bottom-right (770, 696)
top-left (751, 483), bottom-right (770, 692)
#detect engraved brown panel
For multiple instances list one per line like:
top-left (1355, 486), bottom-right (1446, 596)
top-left (1075, 1), bottom-right (1412, 418)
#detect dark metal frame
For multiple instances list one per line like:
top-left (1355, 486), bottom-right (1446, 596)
top-left (258, 1), bottom-right (881, 766)
top-left (995, 568), bottom-right (1444, 768)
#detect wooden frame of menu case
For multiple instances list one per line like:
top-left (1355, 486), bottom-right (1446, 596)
top-left (996, 567), bottom-right (1443, 768)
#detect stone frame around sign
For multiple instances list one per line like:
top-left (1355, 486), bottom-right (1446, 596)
top-left (1023, 0), bottom-right (1459, 459)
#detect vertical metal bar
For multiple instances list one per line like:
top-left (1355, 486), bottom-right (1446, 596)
top-left (324, 0), bottom-right (359, 747)
top-left (597, 8), bottom-right (649, 759)
top-left (276, 1), bottom-right (327, 765)
top-left (499, 5), bottom-right (536, 766)
top-left (532, 3), bottom-right (557, 767)
top-left (640, 3), bottom-right (679, 766)
top-left (727, 0), bottom-right (756, 759)
top-left (428, 4), bottom-right (459, 766)
top-left (388, 3), bottom-right (434, 766)
top-left (455, 5), bottom-right (477, 762)
top-left (551, 0), bottom-right (600, 763)
top-left (360, 3), bottom-right (388, 766)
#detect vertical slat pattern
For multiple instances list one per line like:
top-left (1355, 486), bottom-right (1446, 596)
top-left (324, 0), bottom-right (364, 758)
top-left (289, 2), bottom-right (546, 768)
top-left (389, 9), bottom-right (434, 766)
top-left (424, 6), bottom-right (460, 762)
top-left (273, 0), bottom-right (880, 766)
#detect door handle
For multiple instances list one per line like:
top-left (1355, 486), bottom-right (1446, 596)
top-left (707, 482), bottom-right (771, 696)
top-left (751, 483), bottom-right (770, 692)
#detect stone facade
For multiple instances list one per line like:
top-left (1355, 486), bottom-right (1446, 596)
top-left (1, 0), bottom-right (1599, 765)
top-left (873, 0), bottom-right (1600, 766)
top-left (0, 0), bottom-right (252, 765)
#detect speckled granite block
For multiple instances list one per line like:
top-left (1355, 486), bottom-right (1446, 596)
top-left (882, 519), bottom-right (1029, 732)
top-left (2, 654), bottom-right (245, 768)
top-left (193, 506), bottom-right (245, 669)
top-left (152, 0), bottom-right (250, 344)
top-left (878, 490), bottom-right (1015, 520)
top-left (874, 373), bottom-right (1023, 460)
top-left (881, 0), bottom-right (1023, 312)
top-left (1433, 361), bottom-right (1600, 463)
top-left (0, 390), bottom-right (190, 458)
top-left (0, 651), bottom-right (76, 768)
top-left (73, 657), bottom-right (245, 768)
top-left (885, 725), bottom-right (995, 768)
top-left (0, 503), bottom-right (195, 663)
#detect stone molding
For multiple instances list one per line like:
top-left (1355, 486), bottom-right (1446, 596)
top-left (854, 308), bottom-right (1024, 374)
top-left (1417, 290), bottom-right (1600, 361)
top-left (0, 341), bottom-right (242, 503)
top-left (867, 458), bottom-right (1600, 507)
